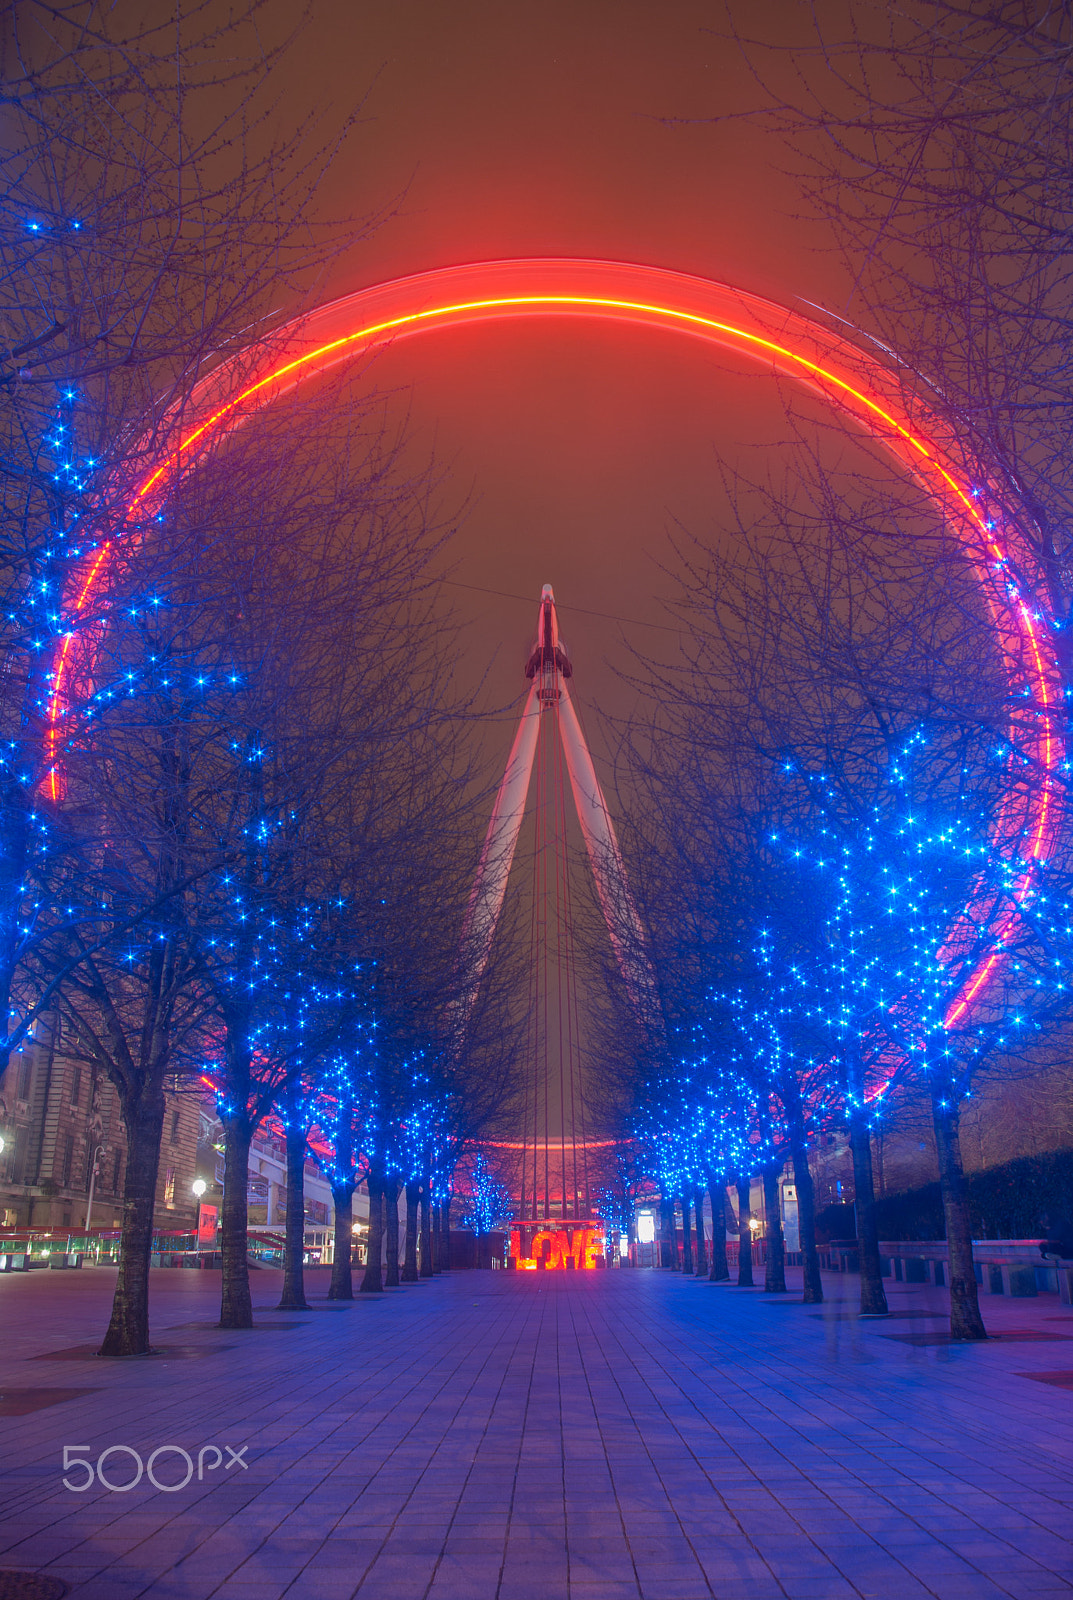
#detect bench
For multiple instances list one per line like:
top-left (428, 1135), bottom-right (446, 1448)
top-left (877, 1240), bottom-right (1073, 1299)
top-left (1040, 1258), bottom-right (1073, 1304)
top-left (973, 1251), bottom-right (1073, 1299)
top-left (881, 1254), bottom-right (946, 1286)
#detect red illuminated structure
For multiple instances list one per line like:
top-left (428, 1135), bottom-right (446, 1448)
top-left (47, 259), bottom-right (1062, 1036)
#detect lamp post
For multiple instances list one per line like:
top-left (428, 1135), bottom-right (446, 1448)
top-left (84, 1145), bottom-right (102, 1257)
top-left (192, 1178), bottom-right (207, 1262)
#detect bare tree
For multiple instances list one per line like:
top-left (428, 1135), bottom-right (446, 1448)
top-left (0, 2), bottom-right (363, 1090)
top-left (620, 441), bottom-right (1047, 1336)
top-left (36, 354), bottom-right (452, 1350)
top-left (734, 5), bottom-right (1073, 704)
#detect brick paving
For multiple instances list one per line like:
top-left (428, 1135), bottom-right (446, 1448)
top-left (1, 1265), bottom-right (1072, 1599)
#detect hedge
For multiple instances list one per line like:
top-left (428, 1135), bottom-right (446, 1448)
top-left (815, 1149), bottom-right (1073, 1242)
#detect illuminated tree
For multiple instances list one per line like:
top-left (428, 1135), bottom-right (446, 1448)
top-left (623, 912), bottom-right (776, 1289)
top-left (591, 1140), bottom-right (648, 1265)
top-left (315, 1053), bottom-right (374, 1303)
top-left (607, 711), bottom-right (830, 1300)
top-left (622, 442), bottom-right (1051, 1335)
top-left (28, 355), bottom-right (459, 1351)
top-left (736, 4), bottom-right (1073, 702)
top-left (0, 2), bottom-right (359, 1084)
top-left (731, 14), bottom-right (1073, 1322)
top-left (45, 526), bottom-right (258, 1356)
top-left (760, 736), bottom-right (1027, 1334)
top-left (0, 2), bottom-right (363, 1356)
top-left (458, 1151), bottom-right (513, 1236)
top-left (353, 878), bottom-right (525, 1291)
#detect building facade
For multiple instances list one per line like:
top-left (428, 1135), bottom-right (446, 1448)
top-left (0, 1019), bottom-right (199, 1233)
top-left (194, 1113), bottom-right (370, 1264)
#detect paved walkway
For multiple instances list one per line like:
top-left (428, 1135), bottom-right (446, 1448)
top-left (1, 1265), bottom-right (1072, 1600)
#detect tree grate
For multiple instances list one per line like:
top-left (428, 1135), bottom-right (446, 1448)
top-left (0, 1574), bottom-right (69, 1600)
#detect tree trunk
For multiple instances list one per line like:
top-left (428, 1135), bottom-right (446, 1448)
top-left (99, 1089), bottom-right (165, 1356)
top-left (219, 1116), bottom-right (253, 1329)
top-left (328, 1180), bottom-right (356, 1299)
top-left (439, 1196), bottom-right (451, 1269)
top-left (692, 1185), bottom-right (708, 1276)
top-left (707, 1173), bottom-right (729, 1281)
top-left (659, 1188), bottom-right (675, 1268)
top-left (419, 1181), bottom-right (433, 1277)
top-left (736, 1174), bottom-right (754, 1287)
top-left (793, 1132), bottom-right (825, 1305)
top-left (385, 1178), bottom-right (401, 1287)
top-left (680, 1194), bottom-right (693, 1274)
top-left (402, 1181), bottom-right (420, 1281)
top-left (849, 1115), bottom-right (888, 1317)
top-left (327, 1091), bottom-right (356, 1301)
top-left (360, 1170), bottom-right (384, 1292)
top-left (277, 1120), bottom-right (309, 1311)
top-left (783, 1081), bottom-right (825, 1305)
top-left (762, 1163), bottom-right (787, 1293)
top-left (932, 1085), bottom-right (987, 1341)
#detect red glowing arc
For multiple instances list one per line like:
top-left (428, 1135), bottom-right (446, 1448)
top-left (47, 258), bottom-right (1061, 1022)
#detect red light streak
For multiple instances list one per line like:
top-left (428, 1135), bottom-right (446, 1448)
top-left (44, 259), bottom-right (1062, 1028)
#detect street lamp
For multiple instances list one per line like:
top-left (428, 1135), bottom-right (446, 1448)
top-left (84, 1145), bottom-right (102, 1245)
top-left (192, 1179), bottom-right (207, 1262)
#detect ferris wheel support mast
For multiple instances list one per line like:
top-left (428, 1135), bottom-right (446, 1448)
top-left (460, 585), bottom-right (654, 1015)
top-left (556, 676), bottom-right (651, 1005)
top-left (458, 678), bottom-right (540, 992)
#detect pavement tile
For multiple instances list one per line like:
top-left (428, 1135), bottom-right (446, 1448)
top-left (635, 1585), bottom-right (713, 1600)
top-left (211, 1586), bottom-right (294, 1600)
top-left (779, 1584), bottom-right (859, 1600)
top-left (568, 1552), bottom-right (637, 1582)
top-left (567, 1586), bottom-right (641, 1600)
